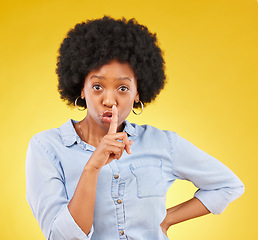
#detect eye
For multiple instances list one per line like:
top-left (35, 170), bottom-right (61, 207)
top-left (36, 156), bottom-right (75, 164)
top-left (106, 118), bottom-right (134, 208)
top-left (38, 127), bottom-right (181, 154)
top-left (92, 84), bottom-right (102, 91)
top-left (118, 86), bottom-right (129, 92)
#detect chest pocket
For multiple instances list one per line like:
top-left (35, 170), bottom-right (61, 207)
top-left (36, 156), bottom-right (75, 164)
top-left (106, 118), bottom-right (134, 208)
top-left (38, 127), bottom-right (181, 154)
top-left (129, 159), bottom-right (165, 198)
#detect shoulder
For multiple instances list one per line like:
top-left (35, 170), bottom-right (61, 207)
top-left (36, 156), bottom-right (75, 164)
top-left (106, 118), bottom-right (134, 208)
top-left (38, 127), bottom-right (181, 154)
top-left (128, 121), bottom-right (178, 147)
top-left (28, 119), bottom-right (75, 153)
top-left (27, 128), bottom-right (62, 160)
top-left (133, 121), bottom-right (177, 139)
top-left (30, 127), bottom-right (62, 146)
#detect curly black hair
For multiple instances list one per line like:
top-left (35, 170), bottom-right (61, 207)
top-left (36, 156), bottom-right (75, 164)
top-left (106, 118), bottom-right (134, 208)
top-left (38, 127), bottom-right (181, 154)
top-left (56, 16), bottom-right (166, 109)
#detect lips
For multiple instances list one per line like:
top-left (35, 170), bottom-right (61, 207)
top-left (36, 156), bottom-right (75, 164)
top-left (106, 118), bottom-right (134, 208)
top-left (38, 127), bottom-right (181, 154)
top-left (101, 110), bottom-right (113, 123)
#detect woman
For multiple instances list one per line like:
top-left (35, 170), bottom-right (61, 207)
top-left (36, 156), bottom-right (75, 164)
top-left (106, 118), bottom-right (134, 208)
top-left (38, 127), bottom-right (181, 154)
top-left (26, 16), bottom-right (244, 240)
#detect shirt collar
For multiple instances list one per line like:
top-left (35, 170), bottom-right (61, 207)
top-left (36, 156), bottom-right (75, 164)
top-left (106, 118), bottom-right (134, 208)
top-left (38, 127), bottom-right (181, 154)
top-left (59, 119), bottom-right (78, 147)
top-left (123, 119), bottom-right (138, 137)
top-left (59, 119), bottom-right (138, 147)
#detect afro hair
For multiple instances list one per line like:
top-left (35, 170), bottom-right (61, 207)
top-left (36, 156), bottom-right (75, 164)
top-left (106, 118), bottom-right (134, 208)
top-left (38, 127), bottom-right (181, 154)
top-left (56, 16), bottom-right (166, 109)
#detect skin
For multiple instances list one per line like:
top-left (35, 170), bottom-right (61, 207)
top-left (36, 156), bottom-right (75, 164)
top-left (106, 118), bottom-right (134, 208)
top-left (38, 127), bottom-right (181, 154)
top-left (68, 59), bottom-right (210, 237)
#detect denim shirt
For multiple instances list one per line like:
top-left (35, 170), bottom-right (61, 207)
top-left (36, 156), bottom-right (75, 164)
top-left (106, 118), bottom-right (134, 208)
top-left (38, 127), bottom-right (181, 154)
top-left (25, 119), bottom-right (244, 240)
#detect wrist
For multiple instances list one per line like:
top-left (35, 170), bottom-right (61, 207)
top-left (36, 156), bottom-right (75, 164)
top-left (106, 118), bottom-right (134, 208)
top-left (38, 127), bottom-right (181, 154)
top-left (84, 163), bottom-right (101, 173)
top-left (160, 216), bottom-right (171, 231)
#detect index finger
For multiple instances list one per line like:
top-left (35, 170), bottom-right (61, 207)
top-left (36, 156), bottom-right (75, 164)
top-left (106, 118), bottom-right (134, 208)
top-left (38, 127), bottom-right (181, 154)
top-left (108, 105), bottom-right (118, 134)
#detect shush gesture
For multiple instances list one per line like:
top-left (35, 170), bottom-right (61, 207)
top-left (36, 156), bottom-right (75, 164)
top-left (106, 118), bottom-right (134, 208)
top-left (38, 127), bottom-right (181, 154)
top-left (87, 105), bottom-right (133, 171)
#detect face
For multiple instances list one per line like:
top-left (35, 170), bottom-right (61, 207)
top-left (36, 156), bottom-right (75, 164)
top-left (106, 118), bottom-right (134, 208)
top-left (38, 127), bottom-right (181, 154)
top-left (81, 59), bottom-right (139, 131)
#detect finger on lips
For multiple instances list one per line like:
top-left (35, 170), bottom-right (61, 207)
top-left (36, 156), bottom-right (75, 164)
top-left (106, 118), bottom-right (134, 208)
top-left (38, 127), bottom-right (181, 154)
top-left (108, 105), bottom-right (118, 134)
top-left (108, 105), bottom-right (132, 156)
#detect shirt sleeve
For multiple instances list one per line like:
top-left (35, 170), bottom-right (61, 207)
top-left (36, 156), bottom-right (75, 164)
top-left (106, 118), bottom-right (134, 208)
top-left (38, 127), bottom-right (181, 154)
top-left (166, 131), bottom-right (245, 214)
top-left (25, 136), bottom-right (94, 240)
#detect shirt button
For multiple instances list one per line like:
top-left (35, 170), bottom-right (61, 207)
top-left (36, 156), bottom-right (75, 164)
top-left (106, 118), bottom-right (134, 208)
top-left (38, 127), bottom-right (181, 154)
top-left (114, 174), bottom-right (119, 179)
top-left (120, 230), bottom-right (124, 235)
top-left (117, 199), bottom-right (122, 204)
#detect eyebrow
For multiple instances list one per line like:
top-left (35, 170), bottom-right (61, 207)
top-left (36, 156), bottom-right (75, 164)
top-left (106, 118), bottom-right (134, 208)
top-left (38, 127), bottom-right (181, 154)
top-left (90, 75), bottom-right (132, 82)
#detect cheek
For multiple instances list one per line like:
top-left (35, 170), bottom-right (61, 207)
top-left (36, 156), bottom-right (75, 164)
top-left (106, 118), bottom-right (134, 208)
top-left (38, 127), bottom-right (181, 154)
top-left (85, 96), bottom-right (98, 113)
top-left (84, 89), bottom-right (97, 104)
top-left (120, 99), bottom-right (134, 115)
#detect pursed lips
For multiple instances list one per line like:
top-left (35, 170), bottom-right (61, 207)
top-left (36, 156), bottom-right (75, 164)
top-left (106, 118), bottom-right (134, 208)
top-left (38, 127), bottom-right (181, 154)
top-left (102, 110), bottom-right (113, 117)
top-left (100, 110), bottom-right (114, 123)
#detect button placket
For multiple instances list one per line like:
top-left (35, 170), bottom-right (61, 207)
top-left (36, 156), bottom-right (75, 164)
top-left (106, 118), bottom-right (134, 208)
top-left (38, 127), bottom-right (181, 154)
top-left (109, 161), bottom-right (127, 239)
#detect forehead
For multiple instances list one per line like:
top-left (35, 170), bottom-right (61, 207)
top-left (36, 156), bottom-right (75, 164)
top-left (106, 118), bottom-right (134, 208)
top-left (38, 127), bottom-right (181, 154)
top-left (86, 59), bottom-right (136, 80)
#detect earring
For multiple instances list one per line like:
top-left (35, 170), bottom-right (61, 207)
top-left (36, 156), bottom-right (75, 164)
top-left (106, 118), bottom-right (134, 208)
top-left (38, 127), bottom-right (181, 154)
top-left (75, 96), bottom-right (86, 111)
top-left (132, 100), bottom-right (144, 115)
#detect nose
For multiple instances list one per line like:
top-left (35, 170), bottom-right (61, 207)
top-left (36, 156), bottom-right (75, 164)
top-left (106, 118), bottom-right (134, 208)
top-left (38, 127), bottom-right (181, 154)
top-left (102, 90), bottom-right (117, 108)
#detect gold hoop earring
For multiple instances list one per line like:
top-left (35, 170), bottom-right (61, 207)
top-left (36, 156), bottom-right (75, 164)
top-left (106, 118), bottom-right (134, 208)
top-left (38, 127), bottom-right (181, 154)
top-left (132, 100), bottom-right (144, 115)
top-left (75, 96), bottom-right (86, 111)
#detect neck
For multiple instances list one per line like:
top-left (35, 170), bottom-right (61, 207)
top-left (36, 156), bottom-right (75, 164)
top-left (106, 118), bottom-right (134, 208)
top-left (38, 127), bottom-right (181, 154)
top-left (82, 117), bottom-right (106, 147)
top-left (76, 114), bottom-right (124, 147)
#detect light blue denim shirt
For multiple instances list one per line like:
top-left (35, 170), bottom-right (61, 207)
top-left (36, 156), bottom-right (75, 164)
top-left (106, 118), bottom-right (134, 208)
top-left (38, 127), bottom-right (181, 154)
top-left (26, 119), bottom-right (244, 240)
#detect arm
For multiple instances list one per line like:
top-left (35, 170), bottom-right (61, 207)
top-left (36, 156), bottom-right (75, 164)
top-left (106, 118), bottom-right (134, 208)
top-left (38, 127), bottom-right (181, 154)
top-left (26, 137), bottom-right (106, 239)
top-left (162, 131), bottom-right (245, 235)
top-left (26, 106), bottom-right (132, 239)
top-left (160, 197), bottom-right (210, 235)
top-left (169, 132), bottom-right (244, 214)
top-left (26, 136), bottom-right (93, 240)
top-left (67, 165), bottom-right (100, 235)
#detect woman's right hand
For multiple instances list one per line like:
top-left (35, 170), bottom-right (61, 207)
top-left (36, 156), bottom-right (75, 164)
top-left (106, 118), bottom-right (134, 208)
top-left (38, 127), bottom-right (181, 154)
top-left (86, 105), bottom-right (133, 171)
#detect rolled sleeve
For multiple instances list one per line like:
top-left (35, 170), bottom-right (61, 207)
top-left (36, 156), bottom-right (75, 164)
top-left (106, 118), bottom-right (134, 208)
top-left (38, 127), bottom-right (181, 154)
top-left (166, 131), bottom-right (245, 215)
top-left (52, 206), bottom-right (94, 239)
top-left (26, 136), bottom-right (94, 239)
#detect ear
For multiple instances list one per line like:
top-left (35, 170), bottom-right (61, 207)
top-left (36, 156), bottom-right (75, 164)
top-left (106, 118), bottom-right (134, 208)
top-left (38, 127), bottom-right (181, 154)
top-left (81, 89), bottom-right (85, 99)
top-left (134, 92), bottom-right (140, 103)
top-left (81, 78), bottom-right (87, 99)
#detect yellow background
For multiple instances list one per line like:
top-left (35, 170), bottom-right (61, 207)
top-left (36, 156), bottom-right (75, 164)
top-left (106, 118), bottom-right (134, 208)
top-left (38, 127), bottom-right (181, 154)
top-left (1, 0), bottom-right (257, 239)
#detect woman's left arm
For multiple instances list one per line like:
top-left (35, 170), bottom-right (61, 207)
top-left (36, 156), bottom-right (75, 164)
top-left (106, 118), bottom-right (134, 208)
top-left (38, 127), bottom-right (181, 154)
top-left (160, 197), bottom-right (210, 235)
top-left (162, 131), bottom-right (245, 234)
